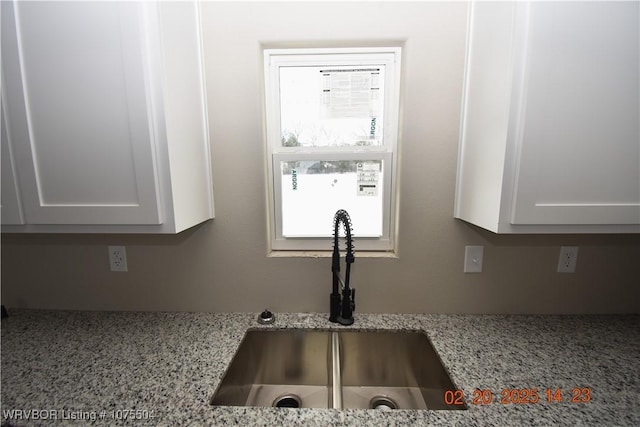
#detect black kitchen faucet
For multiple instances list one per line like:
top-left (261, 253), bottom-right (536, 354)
top-left (329, 209), bottom-right (355, 325)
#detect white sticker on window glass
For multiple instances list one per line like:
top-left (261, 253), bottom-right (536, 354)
top-left (320, 68), bottom-right (382, 119)
top-left (357, 161), bottom-right (380, 196)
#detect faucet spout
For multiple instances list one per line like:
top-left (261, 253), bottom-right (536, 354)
top-left (329, 209), bottom-right (355, 325)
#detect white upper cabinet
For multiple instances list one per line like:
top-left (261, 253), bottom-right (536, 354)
top-left (455, 2), bottom-right (640, 233)
top-left (1, 1), bottom-right (214, 233)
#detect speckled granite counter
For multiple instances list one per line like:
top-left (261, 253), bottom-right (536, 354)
top-left (2, 310), bottom-right (639, 426)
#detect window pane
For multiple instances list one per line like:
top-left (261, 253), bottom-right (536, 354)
top-left (280, 160), bottom-right (384, 237)
top-left (280, 66), bottom-right (385, 148)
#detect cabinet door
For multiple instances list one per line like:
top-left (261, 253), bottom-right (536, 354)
top-left (1, 1), bottom-right (161, 225)
top-left (1, 95), bottom-right (24, 225)
top-left (511, 2), bottom-right (640, 225)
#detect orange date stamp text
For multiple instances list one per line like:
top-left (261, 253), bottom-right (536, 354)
top-left (443, 387), bottom-right (592, 405)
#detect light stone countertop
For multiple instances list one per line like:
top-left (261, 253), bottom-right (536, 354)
top-left (1, 310), bottom-right (639, 426)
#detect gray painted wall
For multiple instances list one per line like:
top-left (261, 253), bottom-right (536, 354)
top-left (2, 2), bottom-right (639, 314)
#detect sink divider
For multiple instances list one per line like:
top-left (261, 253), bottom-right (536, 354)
top-left (331, 332), bottom-right (343, 409)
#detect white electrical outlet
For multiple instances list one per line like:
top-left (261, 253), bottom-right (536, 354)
top-left (464, 245), bottom-right (484, 273)
top-left (557, 246), bottom-right (578, 273)
top-left (108, 246), bottom-right (128, 272)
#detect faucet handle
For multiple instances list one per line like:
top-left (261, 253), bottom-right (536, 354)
top-left (351, 288), bottom-right (356, 310)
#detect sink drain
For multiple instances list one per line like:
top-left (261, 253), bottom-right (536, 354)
top-left (370, 396), bottom-right (398, 410)
top-left (273, 394), bottom-right (302, 408)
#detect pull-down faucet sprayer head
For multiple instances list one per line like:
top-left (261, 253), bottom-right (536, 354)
top-left (333, 209), bottom-right (354, 258)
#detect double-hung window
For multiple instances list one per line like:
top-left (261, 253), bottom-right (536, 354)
top-left (264, 47), bottom-right (401, 252)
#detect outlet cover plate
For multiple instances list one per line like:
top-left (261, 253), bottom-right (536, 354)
top-left (557, 246), bottom-right (578, 273)
top-left (108, 246), bottom-right (128, 272)
top-left (464, 245), bottom-right (484, 273)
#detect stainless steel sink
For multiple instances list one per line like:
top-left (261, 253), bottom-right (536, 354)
top-left (210, 329), bottom-right (466, 410)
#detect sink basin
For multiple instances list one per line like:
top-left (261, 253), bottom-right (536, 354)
top-left (210, 329), bottom-right (466, 410)
top-left (209, 329), bottom-right (332, 408)
top-left (339, 330), bottom-right (465, 410)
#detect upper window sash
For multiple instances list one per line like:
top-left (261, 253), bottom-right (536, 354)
top-left (264, 47), bottom-right (401, 154)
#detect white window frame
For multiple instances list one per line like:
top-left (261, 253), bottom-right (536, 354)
top-left (264, 47), bottom-right (401, 252)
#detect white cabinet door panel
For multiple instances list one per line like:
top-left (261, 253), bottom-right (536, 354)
top-left (2, 1), bottom-right (161, 225)
top-left (511, 2), bottom-right (640, 225)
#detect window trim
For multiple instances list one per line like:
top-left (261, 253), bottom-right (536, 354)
top-left (263, 47), bottom-right (402, 252)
